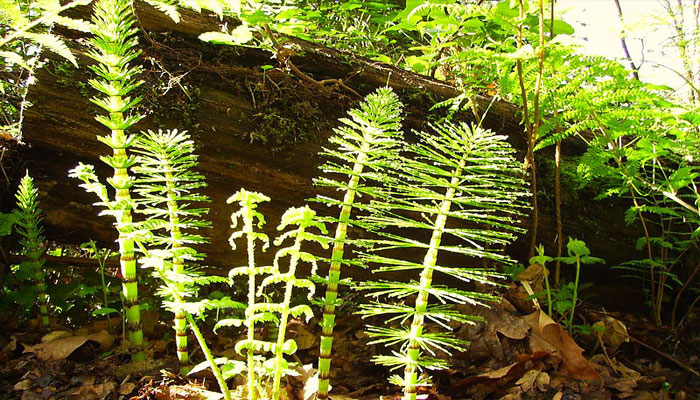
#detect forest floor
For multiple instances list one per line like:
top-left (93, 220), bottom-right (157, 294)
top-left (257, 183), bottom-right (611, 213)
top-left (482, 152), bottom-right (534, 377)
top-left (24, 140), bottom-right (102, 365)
top-left (0, 273), bottom-right (698, 400)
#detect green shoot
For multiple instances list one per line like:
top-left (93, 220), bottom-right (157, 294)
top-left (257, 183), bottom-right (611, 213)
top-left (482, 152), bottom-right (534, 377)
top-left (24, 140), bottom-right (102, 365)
top-left (13, 171), bottom-right (49, 328)
top-left (530, 244), bottom-right (553, 317)
top-left (232, 205), bottom-right (327, 400)
top-left (68, 0), bottom-right (145, 361)
top-left (312, 86), bottom-right (403, 399)
top-left (133, 128), bottom-right (214, 374)
top-left (556, 238), bottom-right (604, 332)
top-left (359, 123), bottom-right (529, 400)
top-left (223, 188), bottom-right (271, 400)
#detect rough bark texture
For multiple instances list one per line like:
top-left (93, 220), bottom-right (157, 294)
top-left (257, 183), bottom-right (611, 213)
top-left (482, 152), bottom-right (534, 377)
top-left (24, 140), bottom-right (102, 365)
top-left (7, 2), bottom-right (640, 285)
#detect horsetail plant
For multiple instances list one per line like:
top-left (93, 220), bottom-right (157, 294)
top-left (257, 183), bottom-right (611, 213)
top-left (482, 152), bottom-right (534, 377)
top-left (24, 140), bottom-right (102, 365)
top-left (13, 172), bottom-right (49, 328)
top-left (220, 189), bottom-right (272, 400)
top-left (312, 87), bottom-right (404, 399)
top-left (359, 123), bottom-right (529, 400)
top-left (138, 248), bottom-right (235, 400)
top-left (132, 129), bottom-right (212, 374)
top-left (233, 205), bottom-right (327, 400)
top-left (68, 0), bottom-right (146, 361)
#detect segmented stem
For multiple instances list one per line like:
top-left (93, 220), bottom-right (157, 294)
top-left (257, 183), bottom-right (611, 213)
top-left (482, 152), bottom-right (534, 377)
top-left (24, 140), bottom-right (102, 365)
top-left (402, 158), bottom-right (465, 400)
top-left (317, 143), bottom-right (369, 398)
top-left (83, 0), bottom-right (145, 361)
top-left (164, 166), bottom-right (190, 373)
top-left (114, 144), bottom-right (144, 361)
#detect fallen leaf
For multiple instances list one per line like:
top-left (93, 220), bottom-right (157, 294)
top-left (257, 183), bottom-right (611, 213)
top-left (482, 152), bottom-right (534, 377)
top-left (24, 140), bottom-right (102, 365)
top-left (515, 369), bottom-right (540, 391)
top-left (23, 330), bottom-right (113, 361)
top-left (41, 330), bottom-right (72, 343)
top-left (535, 371), bottom-right (550, 391)
top-left (524, 310), bottom-right (601, 382)
top-left (167, 384), bottom-right (225, 399)
top-left (292, 325), bottom-right (316, 350)
top-left (593, 316), bottom-right (629, 352)
top-left (452, 352), bottom-right (549, 388)
top-left (118, 382), bottom-right (137, 396)
top-left (69, 380), bottom-right (116, 400)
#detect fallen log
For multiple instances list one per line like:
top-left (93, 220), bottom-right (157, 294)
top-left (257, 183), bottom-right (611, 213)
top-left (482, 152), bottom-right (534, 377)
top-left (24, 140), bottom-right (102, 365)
top-left (6, 2), bottom-right (640, 285)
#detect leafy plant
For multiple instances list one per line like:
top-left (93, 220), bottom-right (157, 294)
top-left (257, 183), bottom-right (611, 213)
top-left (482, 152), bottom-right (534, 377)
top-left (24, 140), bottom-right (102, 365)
top-left (530, 244), bottom-right (553, 316)
top-left (221, 188), bottom-right (272, 400)
top-left (359, 122), bottom-right (529, 399)
top-left (13, 171), bottom-right (49, 328)
top-left (311, 86), bottom-right (403, 399)
top-left (81, 240), bottom-right (117, 333)
top-left (132, 128), bottom-right (214, 373)
top-left (231, 205), bottom-right (327, 400)
top-left (68, 0), bottom-right (146, 361)
top-left (557, 239), bottom-right (603, 332)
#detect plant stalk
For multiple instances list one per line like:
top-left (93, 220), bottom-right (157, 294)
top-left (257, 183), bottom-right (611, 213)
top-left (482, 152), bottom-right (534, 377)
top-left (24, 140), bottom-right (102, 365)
top-left (272, 232), bottom-right (304, 400)
top-left (165, 166), bottom-right (190, 373)
top-left (402, 157), bottom-right (465, 400)
top-left (186, 313), bottom-right (232, 400)
top-left (317, 143), bottom-right (369, 399)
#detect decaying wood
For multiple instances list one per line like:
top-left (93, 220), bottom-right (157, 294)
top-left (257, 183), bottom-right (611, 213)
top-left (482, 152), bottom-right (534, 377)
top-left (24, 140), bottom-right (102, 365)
top-left (9, 2), bottom-right (640, 282)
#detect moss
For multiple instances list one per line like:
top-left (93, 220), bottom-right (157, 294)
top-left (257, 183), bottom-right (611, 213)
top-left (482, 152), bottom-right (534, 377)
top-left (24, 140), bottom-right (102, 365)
top-left (244, 70), bottom-right (343, 151)
top-left (47, 61), bottom-right (90, 98)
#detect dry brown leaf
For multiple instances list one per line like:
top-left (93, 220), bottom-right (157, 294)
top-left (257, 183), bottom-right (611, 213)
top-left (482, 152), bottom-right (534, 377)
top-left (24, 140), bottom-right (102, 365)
top-left (292, 325), bottom-right (316, 350)
top-left (23, 330), bottom-right (113, 361)
top-left (166, 385), bottom-right (224, 400)
top-left (515, 369), bottom-right (540, 391)
top-left (453, 352), bottom-right (549, 388)
top-left (40, 330), bottom-right (72, 343)
top-left (118, 382), bottom-right (137, 396)
top-left (524, 310), bottom-right (601, 382)
top-left (535, 371), bottom-right (550, 391)
top-left (593, 316), bottom-right (629, 352)
top-left (69, 380), bottom-right (116, 400)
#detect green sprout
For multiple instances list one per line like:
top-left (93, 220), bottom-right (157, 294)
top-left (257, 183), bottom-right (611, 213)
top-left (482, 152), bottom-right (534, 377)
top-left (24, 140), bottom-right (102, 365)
top-left (68, 0), bottom-right (146, 361)
top-left (312, 86), bottom-right (403, 399)
top-left (13, 172), bottom-right (49, 328)
top-left (359, 123), bottom-right (529, 400)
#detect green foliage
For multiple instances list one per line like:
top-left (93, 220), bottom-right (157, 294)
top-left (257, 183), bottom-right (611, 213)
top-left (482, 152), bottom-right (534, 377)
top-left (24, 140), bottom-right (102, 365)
top-left (13, 171), bottom-right (49, 328)
top-left (222, 188), bottom-right (272, 400)
top-left (68, 0), bottom-right (146, 362)
top-left (218, 195), bottom-right (327, 400)
top-left (312, 86), bottom-right (404, 399)
top-left (0, 0), bottom-right (92, 68)
top-left (529, 244), bottom-right (553, 316)
top-left (557, 239), bottom-right (603, 332)
top-left (133, 128), bottom-right (226, 373)
top-left (359, 122), bottom-right (529, 399)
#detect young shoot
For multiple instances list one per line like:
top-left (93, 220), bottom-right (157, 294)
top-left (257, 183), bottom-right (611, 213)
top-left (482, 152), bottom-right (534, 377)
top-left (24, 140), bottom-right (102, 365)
top-left (68, 0), bottom-right (145, 361)
top-left (13, 172), bottom-right (49, 328)
top-left (557, 238), bottom-right (604, 332)
top-left (530, 244), bottom-right (554, 317)
top-left (219, 188), bottom-right (272, 400)
top-left (359, 123), bottom-right (529, 400)
top-left (133, 129), bottom-right (215, 374)
top-left (233, 205), bottom-right (327, 400)
top-left (312, 87), bottom-right (403, 399)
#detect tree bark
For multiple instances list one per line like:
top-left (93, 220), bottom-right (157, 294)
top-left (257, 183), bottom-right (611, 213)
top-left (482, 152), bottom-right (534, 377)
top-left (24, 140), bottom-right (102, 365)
top-left (6, 2), bottom-right (641, 284)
